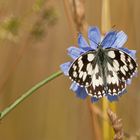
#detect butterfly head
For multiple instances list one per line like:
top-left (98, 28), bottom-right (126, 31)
top-left (97, 43), bottom-right (103, 51)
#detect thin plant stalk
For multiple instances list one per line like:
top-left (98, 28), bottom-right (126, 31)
top-left (101, 0), bottom-right (117, 139)
top-left (0, 70), bottom-right (62, 120)
top-left (69, 0), bottom-right (101, 140)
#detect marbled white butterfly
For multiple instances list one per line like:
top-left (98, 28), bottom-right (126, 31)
top-left (68, 44), bottom-right (138, 99)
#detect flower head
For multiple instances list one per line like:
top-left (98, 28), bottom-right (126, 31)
top-left (60, 26), bottom-right (137, 102)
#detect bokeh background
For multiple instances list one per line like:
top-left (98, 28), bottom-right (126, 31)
top-left (0, 0), bottom-right (140, 140)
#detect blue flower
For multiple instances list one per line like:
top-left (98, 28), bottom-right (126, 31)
top-left (60, 26), bottom-right (136, 102)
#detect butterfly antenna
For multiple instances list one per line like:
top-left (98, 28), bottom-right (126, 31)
top-left (112, 25), bottom-right (116, 29)
top-left (110, 25), bottom-right (119, 32)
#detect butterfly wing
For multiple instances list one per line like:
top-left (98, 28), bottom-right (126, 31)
top-left (85, 63), bottom-right (106, 98)
top-left (106, 62), bottom-right (126, 96)
top-left (106, 49), bottom-right (138, 81)
top-left (105, 48), bottom-right (137, 96)
top-left (68, 51), bottom-right (96, 87)
top-left (86, 48), bottom-right (137, 98)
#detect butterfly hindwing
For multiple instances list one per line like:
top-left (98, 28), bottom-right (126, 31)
top-left (68, 51), bottom-right (96, 87)
top-left (106, 62), bottom-right (126, 96)
top-left (85, 64), bottom-right (106, 98)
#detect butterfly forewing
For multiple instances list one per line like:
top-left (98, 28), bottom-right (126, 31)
top-left (68, 51), bottom-right (96, 87)
top-left (106, 49), bottom-right (138, 81)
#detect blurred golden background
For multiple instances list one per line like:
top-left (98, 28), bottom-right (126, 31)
top-left (0, 0), bottom-right (139, 140)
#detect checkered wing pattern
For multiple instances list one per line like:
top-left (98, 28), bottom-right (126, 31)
top-left (68, 51), bottom-right (96, 87)
top-left (68, 48), bottom-right (138, 98)
top-left (105, 49), bottom-right (137, 96)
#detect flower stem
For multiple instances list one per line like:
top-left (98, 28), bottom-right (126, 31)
top-left (0, 70), bottom-right (63, 120)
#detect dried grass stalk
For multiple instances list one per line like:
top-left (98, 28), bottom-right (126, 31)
top-left (69, 0), bottom-right (88, 32)
top-left (107, 108), bottom-right (124, 140)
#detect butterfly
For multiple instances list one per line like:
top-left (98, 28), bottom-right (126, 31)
top-left (68, 43), bottom-right (138, 99)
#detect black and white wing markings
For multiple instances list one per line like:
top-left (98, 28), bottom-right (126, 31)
top-left (106, 62), bottom-right (126, 96)
top-left (68, 47), bottom-right (137, 98)
top-left (85, 64), bottom-right (106, 98)
top-left (68, 51), bottom-right (96, 87)
top-left (106, 49), bottom-right (138, 82)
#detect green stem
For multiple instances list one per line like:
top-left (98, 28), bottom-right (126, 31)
top-left (0, 70), bottom-right (63, 120)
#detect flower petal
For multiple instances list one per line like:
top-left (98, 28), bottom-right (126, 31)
top-left (67, 46), bottom-right (86, 59)
top-left (118, 89), bottom-right (127, 97)
top-left (70, 82), bottom-right (88, 99)
top-left (126, 79), bottom-right (132, 85)
top-left (107, 94), bottom-right (118, 102)
top-left (129, 50), bottom-right (136, 59)
top-left (101, 31), bottom-right (117, 48)
top-left (113, 31), bottom-right (127, 48)
top-left (133, 71), bottom-right (138, 77)
top-left (60, 62), bottom-right (71, 76)
top-left (88, 26), bottom-right (101, 49)
top-left (81, 47), bottom-right (93, 52)
top-left (78, 34), bottom-right (89, 48)
top-left (91, 97), bottom-right (100, 102)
